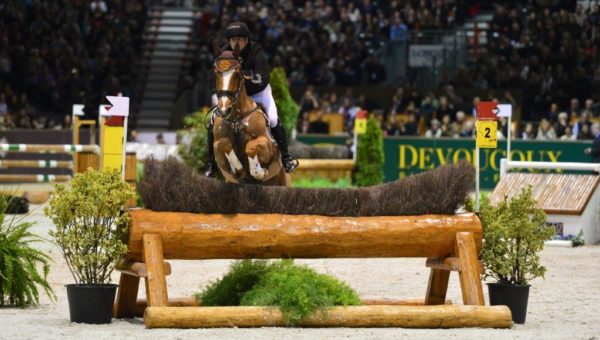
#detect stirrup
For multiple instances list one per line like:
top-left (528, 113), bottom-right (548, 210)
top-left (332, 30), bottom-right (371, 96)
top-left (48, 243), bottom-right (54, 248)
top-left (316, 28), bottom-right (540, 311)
top-left (204, 161), bottom-right (218, 177)
top-left (282, 155), bottom-right (299, 173)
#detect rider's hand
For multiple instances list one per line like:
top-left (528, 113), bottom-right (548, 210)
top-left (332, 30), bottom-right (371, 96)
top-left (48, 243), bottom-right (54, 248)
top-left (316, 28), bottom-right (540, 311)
top-left (242, 69), bottom-right (254, 80)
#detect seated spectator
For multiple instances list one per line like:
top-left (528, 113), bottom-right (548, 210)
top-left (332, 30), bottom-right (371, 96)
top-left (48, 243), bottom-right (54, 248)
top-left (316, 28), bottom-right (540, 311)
top-left (561, 125), bottom-right (577, 141)
top-left (328, 93), bottom-right (340, 113)
top-left (555, 112), bottom-right (570, 138)
top-left (440, 114), bottom-right (452, 136)
top-left (521, 123), bottom-right (536, 140)
top-left (460, 120), bottom-right (475, 138)
top-left (404, 111), bottom-right (419, 136)
top-left (578, 123), bottom-right (594, 140)
top-left (583, 98), bottom-right (596, 117)
top-left (573, 112), bottom-right (592, 137)
top-left (299, 86), bottom-right (320, 114)
top-left (568, 98), bottom-right (582, 120)
top-left (425, 119), bottom-right (442, 138)
top-left (451, 111), bottom-right (466, 137)
top-left (31, 116), bottom-right (43, 129)
top-left (59, 114), bottom-right (72, 130)
top-left (389, 87), bottom-right (408, 115)
top-left (437, 96), bottom-right (454, 120)
top-left (547, 103), bottom-right (560, 123)
top-left (386, 115), bottom-right (406, 136)
top-left (420, 94), bottom-right (436, 127)
top-left (536, 119), bottom-right (557, 140)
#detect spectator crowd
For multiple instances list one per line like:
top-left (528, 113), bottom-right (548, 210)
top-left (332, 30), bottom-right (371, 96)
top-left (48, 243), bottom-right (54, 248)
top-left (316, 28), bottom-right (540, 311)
top-left (188, 0), bottom-right (465, 92)
top-left (1, 0), bottom-right (599, 144)
top-left (298, 84), bottom-right (599, 142)
top-left (0, 0), bottom-right (147, 130)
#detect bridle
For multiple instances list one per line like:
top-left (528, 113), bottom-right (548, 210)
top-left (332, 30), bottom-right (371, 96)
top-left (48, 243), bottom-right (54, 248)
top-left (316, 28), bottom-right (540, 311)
top-left (214, 57), bottom-right (244, 121)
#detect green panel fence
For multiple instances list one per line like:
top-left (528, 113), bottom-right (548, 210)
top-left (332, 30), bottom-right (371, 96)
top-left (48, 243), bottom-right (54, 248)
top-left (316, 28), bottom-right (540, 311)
top-left (297, 135), bottom-right (594, 190)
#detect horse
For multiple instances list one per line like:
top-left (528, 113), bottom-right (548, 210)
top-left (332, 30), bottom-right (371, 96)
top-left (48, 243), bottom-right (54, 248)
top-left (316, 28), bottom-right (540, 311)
top-left (211, 47), bottom-right (289, 186)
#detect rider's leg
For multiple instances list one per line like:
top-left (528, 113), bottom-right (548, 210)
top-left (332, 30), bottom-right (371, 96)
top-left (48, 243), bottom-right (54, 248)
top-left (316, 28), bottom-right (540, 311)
top-left (204, 114), bottom-right (218, 177)
top-left (251, 85), bottom-right (298, 173)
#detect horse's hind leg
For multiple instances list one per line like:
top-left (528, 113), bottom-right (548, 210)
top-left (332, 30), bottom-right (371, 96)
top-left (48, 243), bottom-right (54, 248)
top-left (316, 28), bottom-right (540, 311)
top-left (214, 138), bottom-right (243, 179)
top-left (245, 136), bottom-right (272, 180)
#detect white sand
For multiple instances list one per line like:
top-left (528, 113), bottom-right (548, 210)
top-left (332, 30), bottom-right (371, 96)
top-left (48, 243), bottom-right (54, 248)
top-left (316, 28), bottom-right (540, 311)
top-left (1, 203), bottom-right (599, 340)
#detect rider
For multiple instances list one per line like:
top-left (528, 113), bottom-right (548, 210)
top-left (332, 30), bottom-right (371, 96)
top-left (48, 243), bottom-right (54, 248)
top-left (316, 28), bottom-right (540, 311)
top-left (204, 21), bottom-right (298, 177)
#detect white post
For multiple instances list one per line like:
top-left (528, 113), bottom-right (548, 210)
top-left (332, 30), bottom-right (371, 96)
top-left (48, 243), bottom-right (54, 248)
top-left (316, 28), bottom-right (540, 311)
top-left (507, 116), bottom-right (512, 162)
top-left (353, 132), bottom-right (358, 162)
top-left (500, 158), bottom-right (507, 178)
top-left (475, 144), bottom-right (480, 212)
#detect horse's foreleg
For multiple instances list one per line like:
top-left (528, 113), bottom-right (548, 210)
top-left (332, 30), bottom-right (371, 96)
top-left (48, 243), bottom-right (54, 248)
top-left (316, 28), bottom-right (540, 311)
top-left (214, 138), bottom-right (243, 176)
top-left (245, 136), bottom-right (272, 180)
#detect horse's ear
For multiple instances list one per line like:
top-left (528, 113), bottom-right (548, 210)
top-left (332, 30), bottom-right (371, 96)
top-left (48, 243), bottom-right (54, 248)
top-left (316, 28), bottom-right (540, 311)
top-left (232, 43), bottom-right (240, 59)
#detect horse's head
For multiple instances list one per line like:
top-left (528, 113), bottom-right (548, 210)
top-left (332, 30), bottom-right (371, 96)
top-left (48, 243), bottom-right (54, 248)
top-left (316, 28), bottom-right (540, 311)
top-left (214, 48), bottom-right (244, 120)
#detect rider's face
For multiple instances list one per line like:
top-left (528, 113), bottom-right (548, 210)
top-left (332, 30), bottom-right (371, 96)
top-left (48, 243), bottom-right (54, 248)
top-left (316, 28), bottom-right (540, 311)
top-left (229, 37), bottom-right (248, 51)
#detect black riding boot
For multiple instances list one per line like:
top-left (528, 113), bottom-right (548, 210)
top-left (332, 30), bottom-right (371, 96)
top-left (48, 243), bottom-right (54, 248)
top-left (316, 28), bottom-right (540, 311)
top-left (204, 122), bottom-right (218, 177)
top-left (270, 120), bottom-right (298, 173)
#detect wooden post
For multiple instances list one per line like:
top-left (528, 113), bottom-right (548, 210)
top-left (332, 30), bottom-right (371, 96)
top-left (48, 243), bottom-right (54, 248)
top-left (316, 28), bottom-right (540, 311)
top-left (114, 273), bottom-right (140, 318)
top-left (455, 232), bottom-right (485, 305)
top-left (424, 268), bottom-right (450, 305)
top-left (143, 234), bottom-right (169, 307)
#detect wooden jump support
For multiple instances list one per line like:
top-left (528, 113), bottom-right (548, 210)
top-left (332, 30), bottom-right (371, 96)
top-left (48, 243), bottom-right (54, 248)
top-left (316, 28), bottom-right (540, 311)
top-left (0, 160), bottom-right (73, 169)
top-left (293, 159), bottom-right (355, 181)
top-left (0, 144), bottom-right (100, 153)
top-left (0, 174), bottom-right (71, 183)
top-left (114, 210), bottom-right (513, 329)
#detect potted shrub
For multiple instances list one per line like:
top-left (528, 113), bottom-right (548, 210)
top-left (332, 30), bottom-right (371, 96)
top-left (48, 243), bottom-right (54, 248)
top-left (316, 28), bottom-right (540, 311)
top-left (45, 169), bottom-right (135, 324)
top-left (478, 186), bottom-right (554, 324)
top-left (0, 193), bottom-right (55, 307)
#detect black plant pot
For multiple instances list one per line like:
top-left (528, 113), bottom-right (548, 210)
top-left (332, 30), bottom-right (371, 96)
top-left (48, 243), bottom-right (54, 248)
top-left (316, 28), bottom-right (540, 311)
top-left (487, 283), bottom-right (530, 324)
top-left (66, 284), bottom-right (118, 324)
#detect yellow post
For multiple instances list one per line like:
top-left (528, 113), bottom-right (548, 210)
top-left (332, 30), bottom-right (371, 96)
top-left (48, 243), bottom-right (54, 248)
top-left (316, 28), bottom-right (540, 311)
top-left (99, 97), bottom-right (129, 178)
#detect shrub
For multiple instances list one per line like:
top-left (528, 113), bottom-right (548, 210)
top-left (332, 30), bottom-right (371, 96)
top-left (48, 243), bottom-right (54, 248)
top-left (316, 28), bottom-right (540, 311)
top-left (177, 110), bottom-right (211, 174)
top-left (196, 260), bottom-right (272, 306)
top-left (270, 67), bottom-right (299, 139)
top-left (477, 186), bottom-right (554, 285)
top-left (353, 117), bottom-right (384, 186)
top-left (196, 260), bottom-right (362, 324)
top-left (45, 169), bottom-right (135, 285)
top-left (0, 194), bottom-right (54, 306)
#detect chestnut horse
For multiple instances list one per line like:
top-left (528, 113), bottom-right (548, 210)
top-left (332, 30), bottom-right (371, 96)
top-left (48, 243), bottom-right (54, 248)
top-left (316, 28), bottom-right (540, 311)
top-left (212, 48), bottom-right (289, 186)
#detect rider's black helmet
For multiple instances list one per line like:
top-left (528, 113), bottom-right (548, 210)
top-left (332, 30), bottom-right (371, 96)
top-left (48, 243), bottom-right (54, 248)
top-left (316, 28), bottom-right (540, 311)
top-left (225, 22), bottom-right (250, 39)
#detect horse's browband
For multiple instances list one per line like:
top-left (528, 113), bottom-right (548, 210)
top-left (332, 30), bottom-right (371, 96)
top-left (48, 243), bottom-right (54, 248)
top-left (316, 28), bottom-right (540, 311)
top-left (215, 57), bottom-right (240, 71)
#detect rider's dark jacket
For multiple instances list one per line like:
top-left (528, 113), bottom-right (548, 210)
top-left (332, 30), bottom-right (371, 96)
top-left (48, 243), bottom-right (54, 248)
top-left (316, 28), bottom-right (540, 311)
top-left (220, 41), bottom-right (270, 96)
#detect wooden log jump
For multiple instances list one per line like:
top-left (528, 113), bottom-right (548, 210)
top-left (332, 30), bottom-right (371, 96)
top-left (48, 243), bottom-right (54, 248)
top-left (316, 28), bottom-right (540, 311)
top-left (0, 144), bottom-right (100, 153)
top-left (134, 297), bottom-right (453, 318)
top-left (144, 305), bottom-right (512, 328)
top-left (0, 160), bottom-right (73, 169)
top-left (115, 210), bottom-right (513, 328)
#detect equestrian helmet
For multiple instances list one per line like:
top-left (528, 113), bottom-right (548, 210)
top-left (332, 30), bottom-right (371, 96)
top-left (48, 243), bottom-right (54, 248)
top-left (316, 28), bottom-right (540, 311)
top-left (225, 22), bottom-right (250, 39)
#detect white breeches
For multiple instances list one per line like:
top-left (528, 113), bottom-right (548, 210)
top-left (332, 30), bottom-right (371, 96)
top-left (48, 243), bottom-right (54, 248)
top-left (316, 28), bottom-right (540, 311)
top-left (250, 85), bottom-right (278, 128)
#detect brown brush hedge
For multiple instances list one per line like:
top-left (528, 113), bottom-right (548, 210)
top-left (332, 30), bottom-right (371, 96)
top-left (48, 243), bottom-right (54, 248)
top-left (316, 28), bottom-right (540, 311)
top-left (138, 158), bottom-right (474, 216)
